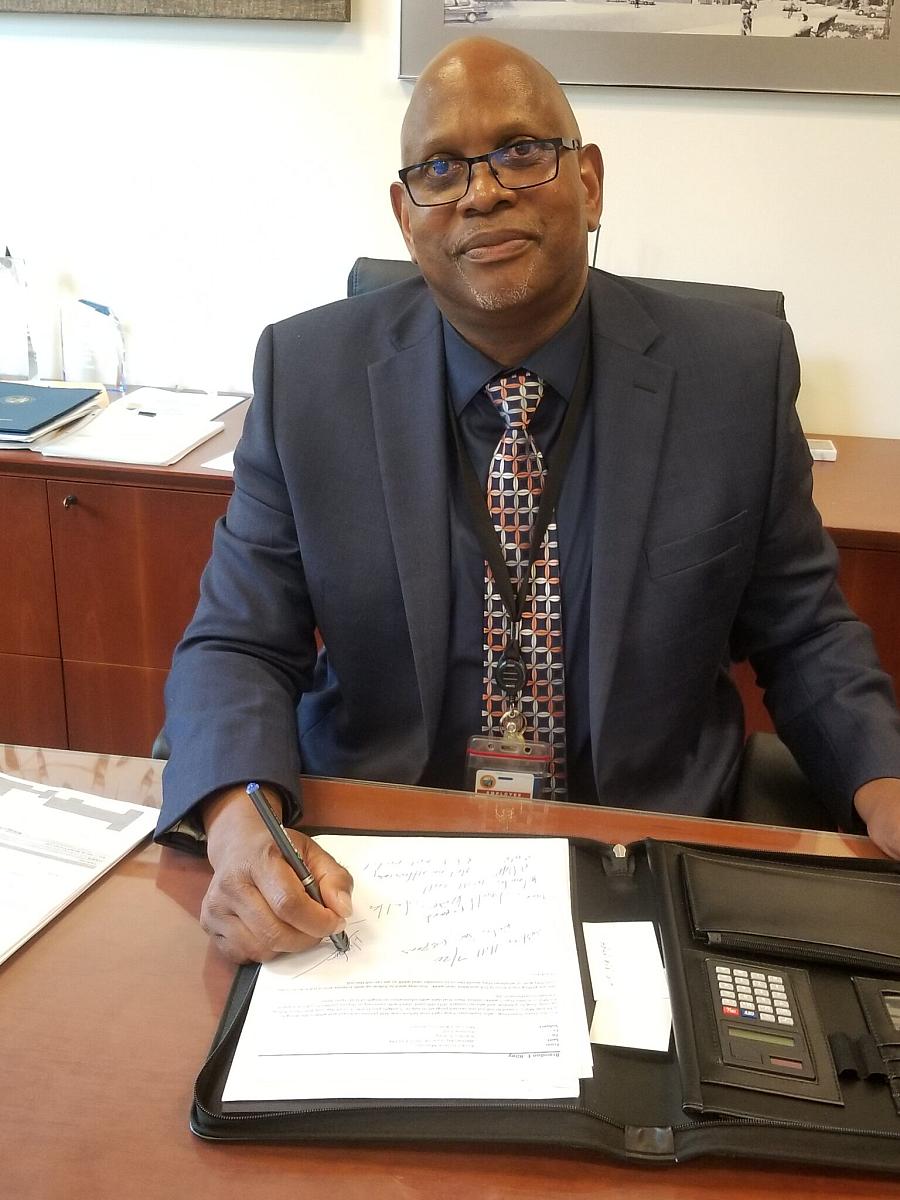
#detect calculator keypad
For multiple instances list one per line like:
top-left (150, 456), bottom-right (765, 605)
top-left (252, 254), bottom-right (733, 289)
top-left (715, 963), bottom-right (795, 1026)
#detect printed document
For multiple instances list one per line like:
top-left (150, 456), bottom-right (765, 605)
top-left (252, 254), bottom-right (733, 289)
top-left (223, 835), bottom-right (593, 1103)
top-left (0, 772), bottom-right (158, 964)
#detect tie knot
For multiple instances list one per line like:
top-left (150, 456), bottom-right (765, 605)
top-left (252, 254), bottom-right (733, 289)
top-left (485, 370), bottom-right (544, 431)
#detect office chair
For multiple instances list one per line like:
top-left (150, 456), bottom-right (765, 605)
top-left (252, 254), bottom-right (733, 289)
top-left (731, 731), bottom-right (836, 831)
top-left (347, 256), bottom-right (787, 318)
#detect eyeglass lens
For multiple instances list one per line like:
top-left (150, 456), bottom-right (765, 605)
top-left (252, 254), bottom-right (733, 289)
top-left (406, 140), bottom-right (561, 206)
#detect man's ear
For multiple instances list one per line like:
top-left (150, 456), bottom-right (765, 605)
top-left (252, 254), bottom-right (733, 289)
top-left (580, 143), bottom-right (604, 233)
top-left (390, 181), bottom-right (419, 264)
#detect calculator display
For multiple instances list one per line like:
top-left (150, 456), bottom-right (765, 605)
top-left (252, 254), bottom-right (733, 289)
top-left (730, 1027), bottom-right (796, 1048)
top-left (885, 992), bottom-right (900, 1033)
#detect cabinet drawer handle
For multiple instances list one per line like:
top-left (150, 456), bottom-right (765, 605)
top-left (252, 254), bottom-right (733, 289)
top-left (62, 493), bottom-right (78, 509)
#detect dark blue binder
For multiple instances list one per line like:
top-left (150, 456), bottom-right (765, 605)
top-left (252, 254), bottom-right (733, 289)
top-left (0, 382), bottom-right (101, 437)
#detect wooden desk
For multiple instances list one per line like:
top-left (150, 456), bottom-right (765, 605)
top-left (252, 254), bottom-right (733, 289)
top-left (0, 745), bottom-right (891, 1200)
top-left (0, 402), bottom-right (246, 757)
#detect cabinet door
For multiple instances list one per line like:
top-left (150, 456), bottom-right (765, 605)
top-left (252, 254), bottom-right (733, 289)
top-left (64, 662), bottom-right (167, 758)
top-left (48, 481), bottom-right (228, 669)
top-left (0, 652), bottom-right (67, 748)
top-left (837, 548), bottom-right (900, 687)
top-left (0, 474), bottom-right (59, 657)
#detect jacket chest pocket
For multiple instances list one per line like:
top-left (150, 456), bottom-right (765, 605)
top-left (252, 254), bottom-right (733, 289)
top-left (645, 510), bottom-right (748, 580)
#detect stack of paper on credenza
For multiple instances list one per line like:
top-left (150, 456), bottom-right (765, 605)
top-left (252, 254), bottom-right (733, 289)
top-left (0, 380), bottom-right (107, 449)
top-left (40, 387), bottom-right (226, 466)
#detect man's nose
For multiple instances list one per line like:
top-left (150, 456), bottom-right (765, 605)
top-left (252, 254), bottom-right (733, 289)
top-left (459, 160), bottom-right (514, 211)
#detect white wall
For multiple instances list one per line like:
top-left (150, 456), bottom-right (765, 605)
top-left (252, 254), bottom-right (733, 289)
top-left (1, 1), bottom-right (897, 434)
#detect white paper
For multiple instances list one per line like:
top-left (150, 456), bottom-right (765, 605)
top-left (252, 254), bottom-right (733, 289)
top-left (583, 921), bottom-right (672, 1052)
top-left (201, 450), bottom-right (234, 473)
top-left (120, 386), bottom-right (243, 422)
top-left (0, 772), bottom-right (158, 964)
top-left (39, 399), bottom-right (223, 465)
top-left (223, 835), bottom-right (593, 1102)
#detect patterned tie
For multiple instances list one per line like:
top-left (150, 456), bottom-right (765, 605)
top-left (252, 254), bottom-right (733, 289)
top-left (483, 370), bottom-right (567, 800)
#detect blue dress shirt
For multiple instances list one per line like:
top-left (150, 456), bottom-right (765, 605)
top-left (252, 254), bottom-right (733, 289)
top-left (419, 290), bottom-right (599, 802)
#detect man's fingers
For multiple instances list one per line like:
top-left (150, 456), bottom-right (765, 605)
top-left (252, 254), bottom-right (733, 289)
top-left (295, 834), bottom-right (355, 918)
top-left (202, 836), bottom-right (353, 961)
top-left (200, 889), bottom-right (282, 964)
top-left (200, 905), bottom-right (280, 965)
top-left (251, 850), bottom-right (349, 941)
top-left (854, 779), bottom-right (900, 860)
top-left (202, 864), bottom-right (329, 960)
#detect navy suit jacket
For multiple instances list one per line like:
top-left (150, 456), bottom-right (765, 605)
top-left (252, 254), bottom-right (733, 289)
top-left (156, 268), bottom-right (900, 843)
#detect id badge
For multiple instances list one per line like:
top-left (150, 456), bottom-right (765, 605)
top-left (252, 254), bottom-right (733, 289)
top-left (465, 735), bottom-right (552, 800)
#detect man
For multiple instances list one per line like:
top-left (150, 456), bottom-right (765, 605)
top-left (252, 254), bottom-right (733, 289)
top-left (156, 38), bottom-right (900, 963)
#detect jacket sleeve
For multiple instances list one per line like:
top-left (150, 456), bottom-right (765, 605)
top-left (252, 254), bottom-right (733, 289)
top-left (154, 325), bottom-right (316, 848)
top-left (730, 322), bottom-right (900, 828)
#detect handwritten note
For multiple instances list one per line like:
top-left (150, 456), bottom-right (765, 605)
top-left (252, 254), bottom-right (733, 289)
top-left (583, 921), bottom-right (672, 1052)
top-left (223, 835), bottom-right (593, 1103)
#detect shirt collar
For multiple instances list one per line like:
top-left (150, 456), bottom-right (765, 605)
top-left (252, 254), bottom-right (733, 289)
top-left (442, 287), bottom-right (590, 417)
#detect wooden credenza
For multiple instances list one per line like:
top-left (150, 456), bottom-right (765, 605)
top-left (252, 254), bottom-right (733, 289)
top-left (0, 402), bottom-right (246, 757)
top-left (1, 423), bottom-right (897, 756)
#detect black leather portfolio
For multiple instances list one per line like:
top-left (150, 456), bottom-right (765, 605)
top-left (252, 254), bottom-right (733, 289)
top-left (192, 837), bottom-right (900, 1173)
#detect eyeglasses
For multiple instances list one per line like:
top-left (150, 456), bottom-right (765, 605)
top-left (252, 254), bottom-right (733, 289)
top-left (398, 137), bottom-right (581, 208)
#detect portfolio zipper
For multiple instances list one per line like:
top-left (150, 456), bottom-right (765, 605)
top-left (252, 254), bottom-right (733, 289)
top-left (193, 1095), bottom-right (619, 1127)
top-left (705, 931), bottom-right (900, 972)
top-left (669, 1112), bottom-right (900, 1140)
top-left (193, 1090), bottom-right (900, 1144)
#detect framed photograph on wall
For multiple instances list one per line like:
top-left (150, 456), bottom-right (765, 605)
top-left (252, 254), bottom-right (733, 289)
top-left (401, 0), bottom-right (898, 95)
top-left (0, 1), bottom-right (350, 19)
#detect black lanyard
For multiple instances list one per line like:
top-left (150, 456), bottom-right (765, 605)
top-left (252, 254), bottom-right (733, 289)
top-left (446, 342), bottom-right (592, 657)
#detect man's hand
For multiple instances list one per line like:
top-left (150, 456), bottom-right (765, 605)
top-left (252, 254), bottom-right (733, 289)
top-left (199, 785), bottom-right (354, 963)
top-left (854, 778), bottom-right (900, 860)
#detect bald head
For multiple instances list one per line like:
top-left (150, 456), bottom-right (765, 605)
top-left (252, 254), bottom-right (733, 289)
top-left (401, 38), bottom-right (580, 166)
top-left (390, 35), bottom-right (603, 365)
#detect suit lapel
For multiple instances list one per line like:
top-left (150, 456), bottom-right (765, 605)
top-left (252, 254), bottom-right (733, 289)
top-left (365, 273), bottom-right (675, 772)
top-left (368, 294), bottom-right (450, 749)
top-left (585, 273), bottom-right (675, 763)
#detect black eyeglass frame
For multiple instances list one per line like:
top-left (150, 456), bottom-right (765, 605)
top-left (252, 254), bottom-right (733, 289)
top-left (398, 137), bottom-right (581, 208)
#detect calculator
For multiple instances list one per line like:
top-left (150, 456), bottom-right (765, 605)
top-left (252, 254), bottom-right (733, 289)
top-left (706, 957), bottom-right (817, 1081)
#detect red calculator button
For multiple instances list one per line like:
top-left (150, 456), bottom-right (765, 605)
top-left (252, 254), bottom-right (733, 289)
top-left (722, 1005), bottom-right (740, 1017)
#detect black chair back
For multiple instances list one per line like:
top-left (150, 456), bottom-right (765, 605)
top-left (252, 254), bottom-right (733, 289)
top-left (347, 256), bottom-right (786, 319)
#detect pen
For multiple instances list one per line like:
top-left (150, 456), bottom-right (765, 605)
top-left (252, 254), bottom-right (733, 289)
top-left (245, 782), bottom-right (350, 953)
